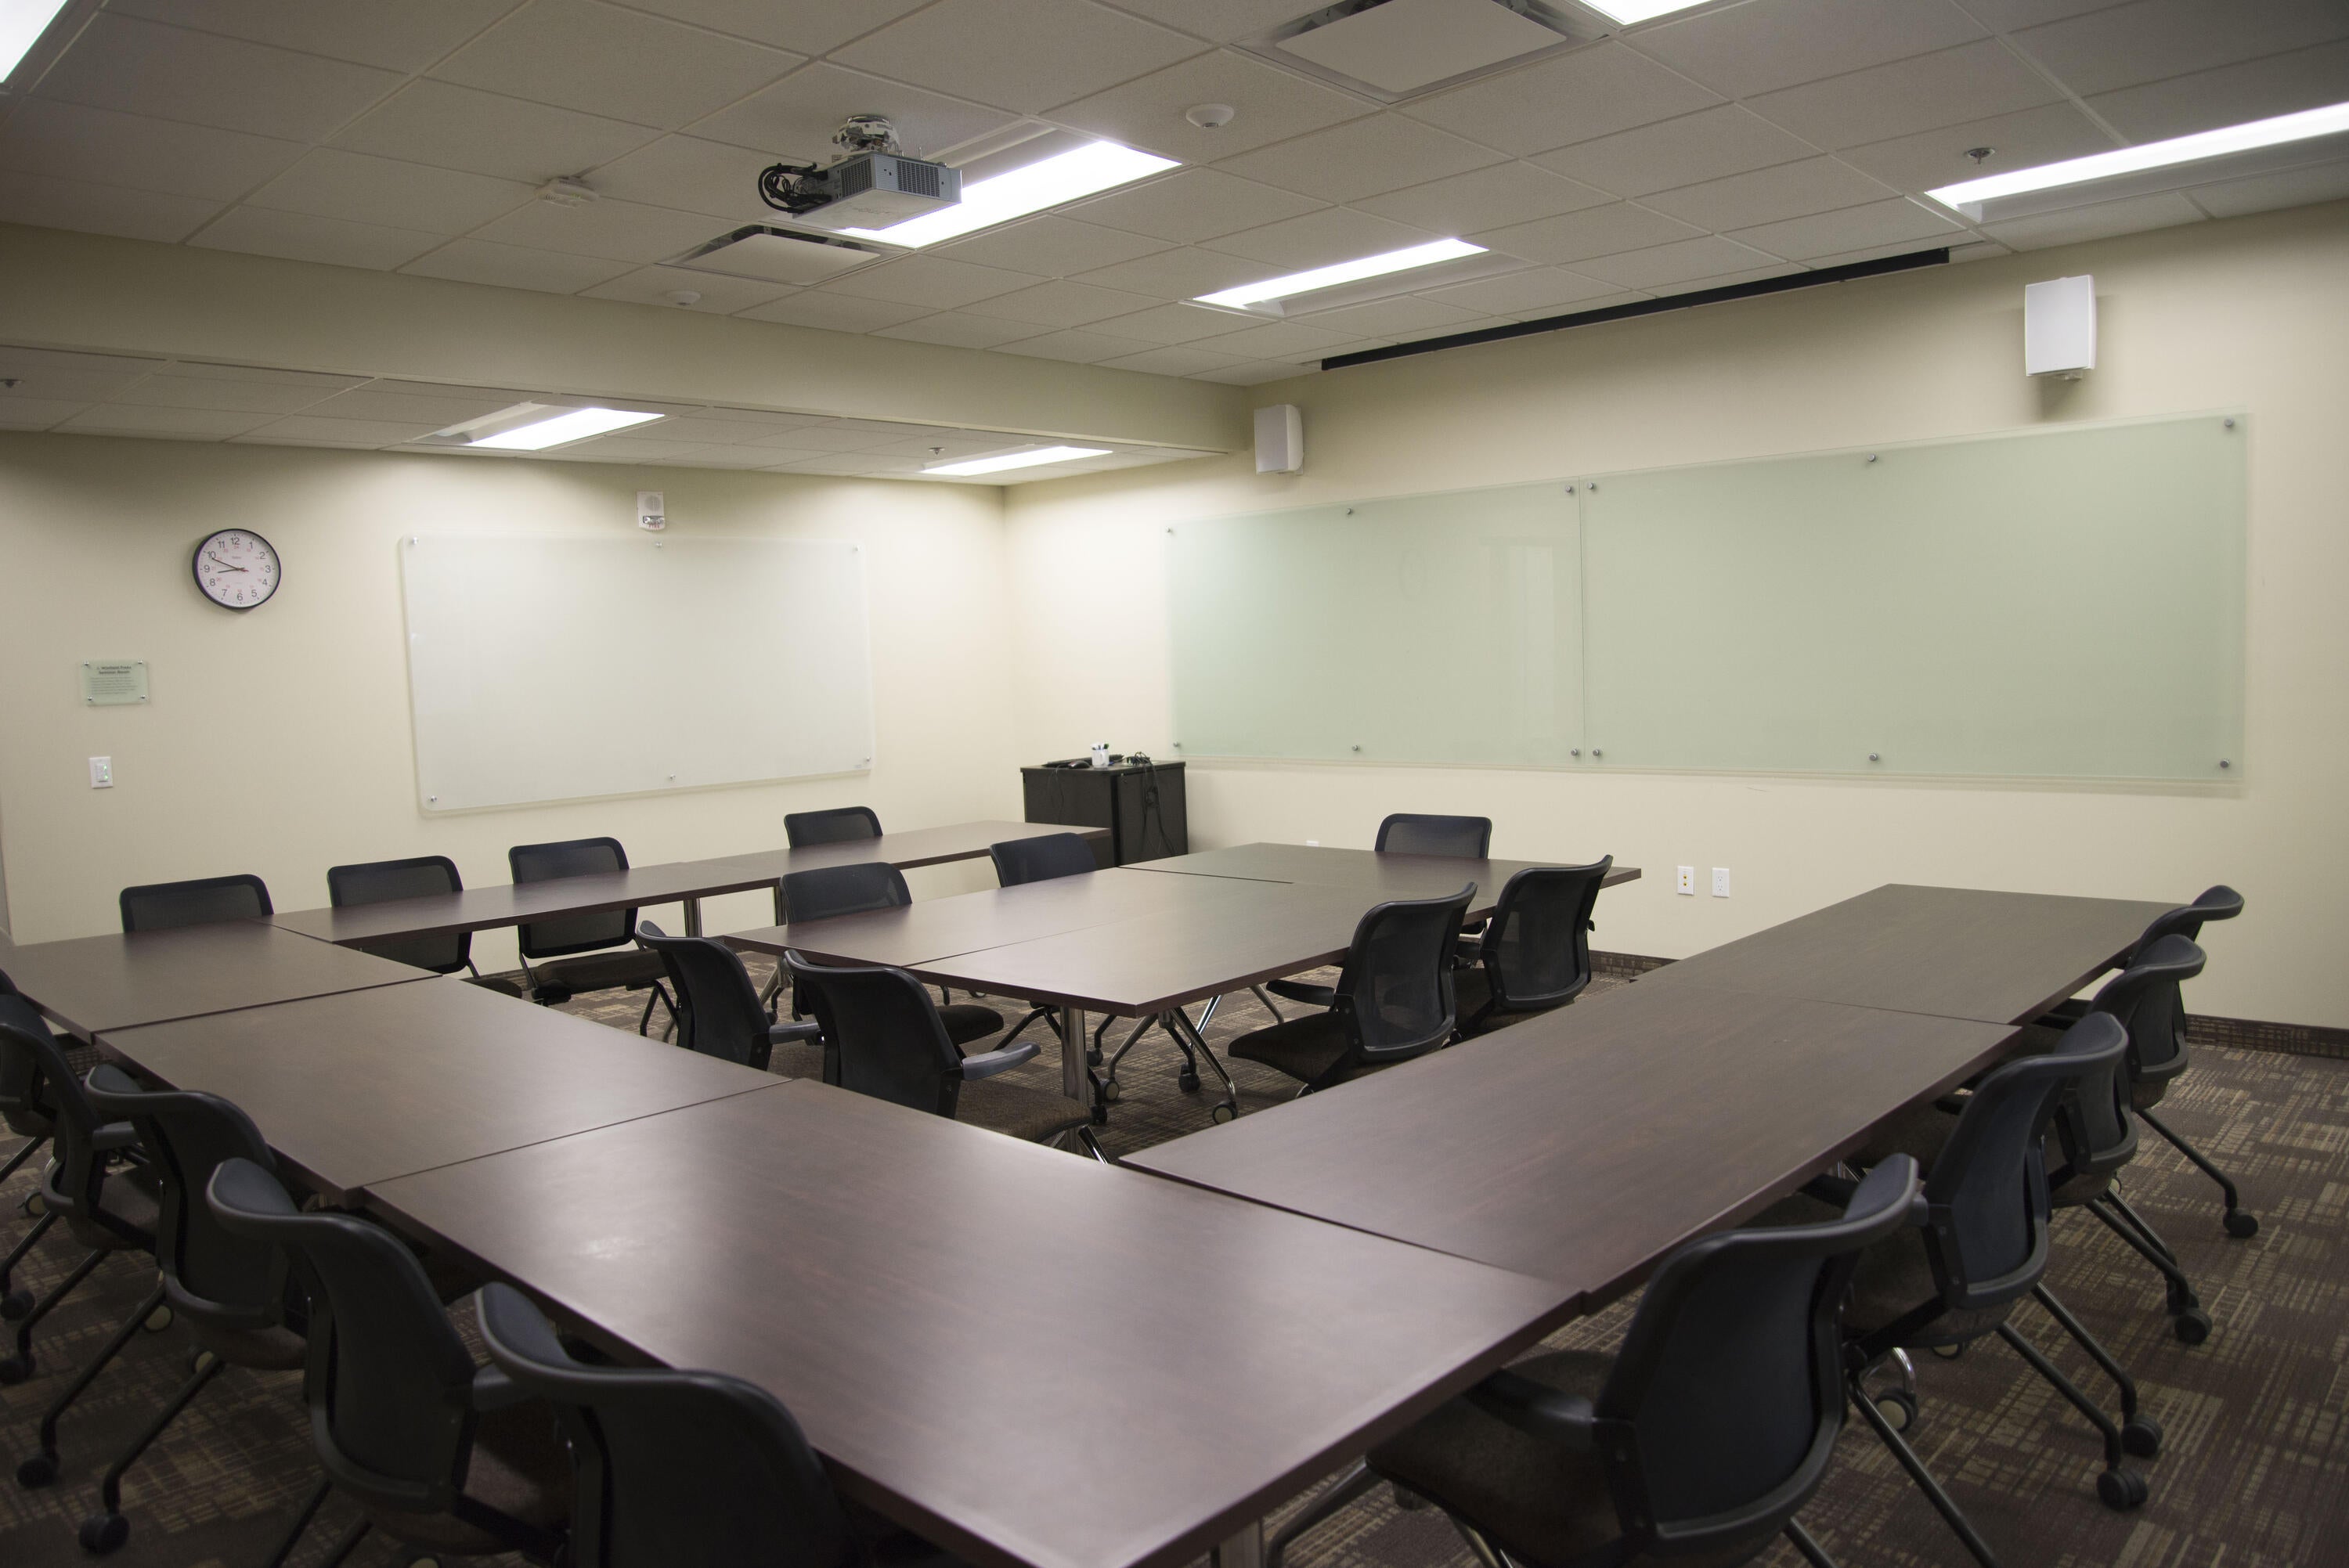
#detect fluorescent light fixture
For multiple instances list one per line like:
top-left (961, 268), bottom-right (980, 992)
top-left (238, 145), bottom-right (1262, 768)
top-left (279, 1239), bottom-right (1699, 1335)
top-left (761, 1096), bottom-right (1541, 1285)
top-left (1196, 238), bottom-right (1488, 309)
top-left (1928, 100), bottom-right (2349, 219)
top-left (925, 445), bottom-right (1111, 477)
top-left (422, 403), bottom-right (665, 452)
top-left (840, 141), bottom-right (1178, 248)
top-left (1578, 0), bottom-right (1712, 22)
top-left (0, 0), bottom-right (74, 79)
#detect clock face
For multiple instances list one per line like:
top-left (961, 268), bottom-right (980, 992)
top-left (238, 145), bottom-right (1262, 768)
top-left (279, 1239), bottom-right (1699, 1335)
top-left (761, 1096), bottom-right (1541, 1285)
top-left (192, 529), bottom-right (281, 611)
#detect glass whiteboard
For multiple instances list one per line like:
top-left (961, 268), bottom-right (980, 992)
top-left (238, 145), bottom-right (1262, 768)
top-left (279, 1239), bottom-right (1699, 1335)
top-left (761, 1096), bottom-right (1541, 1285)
top-left (402, 535), bottom-right (874, 811)
top-left (1168, 414), bottom-right (2246, 782)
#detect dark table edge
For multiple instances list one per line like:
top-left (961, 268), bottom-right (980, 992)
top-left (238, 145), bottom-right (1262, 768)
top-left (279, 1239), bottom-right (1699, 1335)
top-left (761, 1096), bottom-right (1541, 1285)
top-left (48, 969), bottom-right (438, 1045)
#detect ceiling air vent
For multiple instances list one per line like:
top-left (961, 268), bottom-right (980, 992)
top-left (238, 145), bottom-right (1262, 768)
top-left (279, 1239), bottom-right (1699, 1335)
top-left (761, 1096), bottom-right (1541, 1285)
top-left (673, 226), bottom-right (884, 287)
top-left (1248, 0), bottom-right (1599, 103)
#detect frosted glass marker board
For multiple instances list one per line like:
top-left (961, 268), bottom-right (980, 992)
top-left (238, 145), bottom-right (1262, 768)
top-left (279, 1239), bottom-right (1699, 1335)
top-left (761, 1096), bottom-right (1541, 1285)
top-left (402, 535), bottom-right (874, 810)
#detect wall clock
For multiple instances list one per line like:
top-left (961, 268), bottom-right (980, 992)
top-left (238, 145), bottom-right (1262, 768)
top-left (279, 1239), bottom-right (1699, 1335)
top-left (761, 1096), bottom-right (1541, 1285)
top-left (192, 528), bottom-right (281, 611)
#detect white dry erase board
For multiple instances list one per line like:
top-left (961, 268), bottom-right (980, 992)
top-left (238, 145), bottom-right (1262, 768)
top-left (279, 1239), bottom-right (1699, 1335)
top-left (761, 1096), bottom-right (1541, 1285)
top-left (400, 535), bottom-right (874, 811)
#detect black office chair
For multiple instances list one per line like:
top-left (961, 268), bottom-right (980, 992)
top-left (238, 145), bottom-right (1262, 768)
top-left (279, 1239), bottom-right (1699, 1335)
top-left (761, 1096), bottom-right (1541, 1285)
top-left (1373, 813), bottom-right (1491, 858)
top-left (1776, 1015), bottom-right (2151, 1568)
top-left (777, 863), bottom-right (1004, 1047)
top-left (1452, 858), bottom-right (1611, 1036)
top-left (0, 971), bottom-right (63, 1321)
top-left (326, 855), bottom-right (482, 976)
top-left (784, 806), bottom-right (882, 848)
top-left (509, 838), bottom-right (674, 1033)
top-left (117, 873), bottom-right (272, 932)
top-left (784, 953), bottom-right (1105, 1161)
top-left (634, 921), bottom-right (821, 1078)
top-left (73, 1069), bottom-right (309, 1557)
top-left (1232, 885), bottom-right (1474, 1097)
top-left (983, 834), bottom-right (1102, 1057)
top-left (1272, 1157), bottom-right (1922, 1568)
top-left (204, 1157), bottom-right (570, 1566)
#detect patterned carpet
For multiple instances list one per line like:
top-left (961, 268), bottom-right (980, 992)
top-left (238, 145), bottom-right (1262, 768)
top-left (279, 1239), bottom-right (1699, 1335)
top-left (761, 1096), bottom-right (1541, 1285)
top-left (1, 959), bottom-right (2344, 1568)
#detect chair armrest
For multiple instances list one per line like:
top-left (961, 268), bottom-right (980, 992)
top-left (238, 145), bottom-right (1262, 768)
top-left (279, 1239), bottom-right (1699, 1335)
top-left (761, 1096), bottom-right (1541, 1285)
top-left (90, 1121), bottom-right (140, 1154)
top-left (467, 1364), bottom-right (533, 1412)
top-left (1465, 1368), bottom-right (1598, 1451)
top-left (961, 1040), bottom-right (1041, 1080)
top-left (1266, 979), bottom-right (1336, 1007)
top-left (767, 1020), bottom-right (821, 1046)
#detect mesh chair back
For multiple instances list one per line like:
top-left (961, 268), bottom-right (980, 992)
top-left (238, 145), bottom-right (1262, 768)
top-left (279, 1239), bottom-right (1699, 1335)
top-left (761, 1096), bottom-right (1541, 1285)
top-left (778, 861), bottom-right (911, 924)
top-left (478, 1284), bottom-right (855, 1568)
top-left (119, 874), bottom-right (272, 932)
top-left (2126, 890), bottom-right (2235, 1080)
top-left (1336, 885), bottom-right (1474, 1062)
top-left (1922, 1012), bottom-right (2126, 1313)
top-left (783, 807), bottom-right (882, 848)
top-left (1478, 858), bottom-right (1611, 1011)
top-left (510, 838), bottom-right (632, 960)
top-left (783, 953), bottom-right (961, 1114)
top-left (1373, 814), bottom-right (1491, 858)
top-left (637, 926), bottom-right (771, 1068)
top-left (2138, 884), bottom-right (2243, 946)
top-left (2050, 936), bottom-right (2204, 1178)
top-left (0, 979), bottom-right (55, 1140)
top-left (990, 832), bottom-right (1098, 886)
top-left (84, 1067), bottom-right (287, 1328)
top-left (328, 856), bottom-right (471, 975)
top-left (1596, 1156), bottom-right (1919, 1552)
top-left (206, 1158), bottom-right (479, 1515)
top-left (0, 1001), bottom-right (141, 1246)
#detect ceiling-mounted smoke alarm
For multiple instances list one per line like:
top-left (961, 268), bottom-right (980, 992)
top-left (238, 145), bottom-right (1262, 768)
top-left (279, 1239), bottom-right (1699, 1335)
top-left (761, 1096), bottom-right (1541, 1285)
top-left (1247, 0), bottom-right (1598, 102)
top-left (1185, 103), bottom-right (1236, 129)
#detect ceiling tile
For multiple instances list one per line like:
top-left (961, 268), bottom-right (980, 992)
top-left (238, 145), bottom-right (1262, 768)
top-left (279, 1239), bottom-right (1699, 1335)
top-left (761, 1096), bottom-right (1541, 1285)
top-left (1472, 202), bottom-right (1701, 263)
top-left (1642, 157), bottom-right (1895, 231)
top-left (400, 238), bottom-right (637, 292)
top-left (687, 63), bottom-right (1019, 163)
top-left (1838, 103), bottom-right (2117, 195)
top-left (0, 398), bottom-right (92, 430)
top-left (641, 413), bottom-right (828, 442)
top-left (1203, 207), bottom-right (1435, 268)
top-left (236, 414), bottom-right (443, 445)
top-left (1289, 294), bottom-right (1487, 337)
top-left (1572, 234), bottom-right (1784, 288)
top-left (735, 294), bottom-right (936, 331)
top-left (244, 148), bottom-right (536, 232)
top-left (864, 431), bottom-right (1021, 457)
top-left (1747, 40), bottom-right (2064, 150)
top-left (1978, 190), bottom-right (2205, 249)
top-left (1198, 319), bottom-right (1362, 360)
top-left (1531, 106), bottom-right (1818, 198)
top-left (1956, 0), bottom-right (2131, 26)
top-left (657, 444), bottom-right (810, 467)
top-left (532, 433), bottom-right (711, 461)
top-left (1727, 196), bottom-right (1964, 260)
top-left (1629, 0), bottom-right (1986, 98)
top-left (1214, 113), bottom-right (1506, 204)
top-left (832, 0), bottom-right (1202, 116)
top-left (304, 387), bottom-right (525, 424)
top-left (34, 14), bottom-right (403, 142)
top-left (432, 0), bottom-right (805, 130)
top-left (1401, 42), bottom-right (1722, 157)
top-left (2008, 0), bottom-right (2349, 98)
top-left (2188, 158), bottom-right (2349, 219)
top-left (1095, 342), bottom-right (1255, 376)
top-left (1191, 359), bottom-right (1306, 385)
top-left (1070, 244), bottom-right (1279, 297)
top-left (0, 348), bottom-right (166, 401)
top-left (2085, 40), bottom-right (2349, 142)
top-left (816, 254), bottom-right (1044, 308)
top-left (583, 136), bottom-right (781, 223)
top-left (606, 0), bottom-right (931, 54)
top-left (0, 100), bottom-right (305, 204)
top-left (871, 312), bottom-right (1048, 348)
top-left (1354, 160), bottom-right (1613, 234)
top-left (1807, 236), bottom-right (2005, 269)
top-left (994, 326), bottom-right (1159, 363)
top-left (732, 419), bottom-right (907, 449)
top-left (1095, 1), bottom-right (1315, 44)
top-left (469, 196), bottom-right (727, 263)
top-left (767, 452), bottom-right (911, 474)
top-left (334, 80), bottom-right (659, 182)
top-left (582, 264), bottom-right (794, 312)
top-left (1422, 265), bottom-right (1632, 314)
top-left (1084, 301), bottom-right (1256, 343)
top-left (108, 370), bottom-right (348, 414)
top-left (189, 207), bottom-right (447, 270)
top-left (1063, 167), bottom-right (1326, 242)
top-left (103, 0), bottom-right (526, 73)
top-left (56, 405), bottom-right (278, 438)
top-left (1050, 51), bottom-right (1372, 162)
top-left (962, 279), bottom-right (1164, 326)
top-left (929, 216), bottom-right (1172, 276)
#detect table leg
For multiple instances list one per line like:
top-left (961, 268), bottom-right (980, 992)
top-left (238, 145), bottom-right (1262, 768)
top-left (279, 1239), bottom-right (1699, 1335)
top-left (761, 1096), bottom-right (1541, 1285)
top-left (1062, 1005), bottom-right (1088, 1101)
top-left (683, 897), bottom-right (703, 938)
top-left (1214, 1519), bottom-right (1265, 1568)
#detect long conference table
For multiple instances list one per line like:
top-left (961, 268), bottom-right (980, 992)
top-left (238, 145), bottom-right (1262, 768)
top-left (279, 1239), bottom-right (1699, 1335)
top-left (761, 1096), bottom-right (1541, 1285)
top-left (0, 824), bottom-right (2180, 1568)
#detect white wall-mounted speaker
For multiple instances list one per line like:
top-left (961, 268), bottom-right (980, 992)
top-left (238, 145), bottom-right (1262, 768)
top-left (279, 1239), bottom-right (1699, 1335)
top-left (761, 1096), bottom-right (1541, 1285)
top-left (1254, 403), bottom-right (1303, 474)
top-left (2024, 274), bottom-right (2096, 380)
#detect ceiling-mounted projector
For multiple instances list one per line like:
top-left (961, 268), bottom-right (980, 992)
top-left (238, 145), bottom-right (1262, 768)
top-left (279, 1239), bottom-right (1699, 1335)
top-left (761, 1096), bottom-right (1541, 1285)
top-left (758, 115), bottom-right (960, 234)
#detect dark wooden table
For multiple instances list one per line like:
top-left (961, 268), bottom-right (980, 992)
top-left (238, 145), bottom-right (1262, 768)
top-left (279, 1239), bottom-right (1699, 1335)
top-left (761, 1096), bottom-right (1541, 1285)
top-left (0, 921), bottom-right (433, 1041)
top-left (1129, 978), bottom-right (2015, 1300)
top-left (1134, 842), bottom-right (1641, 899)
top-left (97, 978), bottom-right (779, 1202)
top-left (271, 821), bottom-right (1108, 948)
top-left (365, 1080), bottom-right (1574, 1568)
top-left (1629, 883), bottom-right (2172, 1024)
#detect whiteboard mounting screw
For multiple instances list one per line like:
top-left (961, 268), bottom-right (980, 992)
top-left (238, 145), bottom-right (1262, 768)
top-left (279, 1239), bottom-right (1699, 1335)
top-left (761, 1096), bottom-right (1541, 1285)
top-left (667, 773), bottom-right (677, 781)
top-left (428, 795), bottom-right (438, 804)
top-left (1591, 748), bottom-right (1603, 758)
top-left (1866, 454), bottom-right (1878, 463)
top-left (1351, 744), bottom-right (1362, 753)
top-left (1570, 747), bottom-right (1581, 756)
top-left (2218, 759), bottom-right (2232, 769)
top-left (2223, 417), bottom-right (2235, 430)
top-left (1566, 484), bottom-right (1575, 494)
top-left (1869, 752), bottom-right (1881, 762)
top-left (1588, 481), bottom-right (1598, 491)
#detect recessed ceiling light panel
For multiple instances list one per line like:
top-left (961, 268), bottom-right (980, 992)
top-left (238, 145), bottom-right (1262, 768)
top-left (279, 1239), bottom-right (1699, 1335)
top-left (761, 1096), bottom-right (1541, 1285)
top-left (925, 444), bottom-right (1112, 477)
top-left (839, 141), bottom-right (1178, 249)
top-left (0, 0), bottom-right (74, 82)
top-left (417, 403), bottom-right (665, 452)
top-left (1197, 239), bottom-right (1490, 311)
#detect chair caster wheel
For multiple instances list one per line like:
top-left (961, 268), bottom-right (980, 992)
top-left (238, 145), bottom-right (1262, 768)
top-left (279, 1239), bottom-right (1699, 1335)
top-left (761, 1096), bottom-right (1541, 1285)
top-left (2173, 1307), bottom-right (2211, 1346)
top-left (0, 1290), bottom-right (29, 1322)
top-left (78, 1511), bottom-right (129, 1555)
top-left (409, 1557), bottom-right (442, 1568)
top-left (1210, 1103), bottom-right (1238, 1125)
top-left (142, 1304), bottom-right (173, 1333)
top-left (2224, 1209), bottom-right (2259, 1238)
top-left (1929, 1343), bottom-right (1965, 1361)
top-left (16, 1451), bottom-right (58, 1488)
top-left (1099, 1080), bottom-right (1122, 1105)
top-left (1178, 1069), bottom-right (1201, 1093)
top-left (1873, 1390), bottom-right (1918, 1433)
top-left (0, 1356), bottom-right (30, 1386)
top-left (1086, 1050), bottom-right (1102, 1068)
top-left (18, 1193), bottom-right (42, 1218)
top-left (2122, 1416), bottom-right (2163, 1458)
top-left (2096, 1466), bottom-right (2149, 1511)
top-left (189, 1349), bottom-right (218, 1375)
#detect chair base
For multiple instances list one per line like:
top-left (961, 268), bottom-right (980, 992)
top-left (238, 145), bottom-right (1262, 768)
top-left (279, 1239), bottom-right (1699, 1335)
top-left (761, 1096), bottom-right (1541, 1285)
top-left (2139, 1105), bottom-right (2259, 1238)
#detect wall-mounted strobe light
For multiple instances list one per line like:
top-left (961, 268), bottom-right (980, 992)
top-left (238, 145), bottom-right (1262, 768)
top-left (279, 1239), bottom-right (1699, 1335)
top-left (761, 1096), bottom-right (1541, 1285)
top-left (417, 403), bottom-right (665, 452)
top-left (1196, 239), bottom-right (1488, 312)
top-left (924, 445), bottom-right (1112, 478)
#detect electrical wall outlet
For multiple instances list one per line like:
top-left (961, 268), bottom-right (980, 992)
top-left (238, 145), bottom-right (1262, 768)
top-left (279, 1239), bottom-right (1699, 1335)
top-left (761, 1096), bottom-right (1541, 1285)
top-left (1676, 865), bottom-right (1695, 896)
top-left (1712, 867), bottom-right (1731, 898)
top-left (89, 756), bottom-right (113, 788)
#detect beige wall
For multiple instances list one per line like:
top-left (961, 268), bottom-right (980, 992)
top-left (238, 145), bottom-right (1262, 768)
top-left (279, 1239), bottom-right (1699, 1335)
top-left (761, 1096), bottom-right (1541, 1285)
top-left (0, 435), bottom-right (1023, 966)
top-left (1004, 200), bottom-right (2349, 1028)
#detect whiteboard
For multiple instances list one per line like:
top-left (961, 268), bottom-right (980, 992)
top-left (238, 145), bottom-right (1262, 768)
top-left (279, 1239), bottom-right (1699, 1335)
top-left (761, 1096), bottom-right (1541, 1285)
top-left (400, 535), bottom-right (874, 811)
